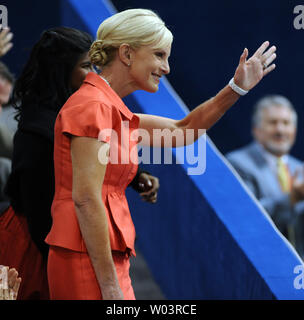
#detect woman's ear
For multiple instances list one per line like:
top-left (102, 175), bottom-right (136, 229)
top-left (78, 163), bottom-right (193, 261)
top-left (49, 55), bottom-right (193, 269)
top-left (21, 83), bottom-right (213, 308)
top-left (118, 43), bottom-right (132, 67)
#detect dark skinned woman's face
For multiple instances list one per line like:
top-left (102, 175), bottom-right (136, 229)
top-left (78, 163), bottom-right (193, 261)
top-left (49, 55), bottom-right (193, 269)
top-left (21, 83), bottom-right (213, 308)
top-left (70, 52), bottom-right (95, 91)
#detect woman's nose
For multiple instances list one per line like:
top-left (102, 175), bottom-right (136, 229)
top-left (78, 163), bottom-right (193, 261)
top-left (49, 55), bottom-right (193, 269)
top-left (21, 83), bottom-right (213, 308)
top-left (161, 60), bottom-right (170, 75)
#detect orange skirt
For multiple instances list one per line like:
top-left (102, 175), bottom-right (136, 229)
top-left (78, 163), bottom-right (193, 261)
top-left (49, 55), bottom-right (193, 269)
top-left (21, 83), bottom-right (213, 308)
top-left (0, 206), bottom-right (49, 300)
top-left (47, 245), bottom-right (135, 300)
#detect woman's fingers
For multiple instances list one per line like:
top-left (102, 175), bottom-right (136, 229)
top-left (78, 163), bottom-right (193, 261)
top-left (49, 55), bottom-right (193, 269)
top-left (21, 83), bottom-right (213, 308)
top-left (246, 42), bottom-right (277, 77)
top-left (262, 45), bottom-right (276, 61)
top-left (7, 268), bottom-right (18, 288)
top-left (142, 192), bottom-right (157, 203)
top-left (140, 177), bottom-right (159, 203)
top-left (7, 268), bottom-right (21, 300)
top-left (262, 46), bottom-right (277, 75)
top-left (260, 45), bottom-right (277, 70)
top-left (263, 63), bottom-right (276, 76)
top-left (263, 53), bottom-right (277, 69)
top-left (10, 277), bottom-right (21, 300)
top-left (253, 41), bottom-right (270, 58)
top-left (239, 48), bottom-right (248, 65)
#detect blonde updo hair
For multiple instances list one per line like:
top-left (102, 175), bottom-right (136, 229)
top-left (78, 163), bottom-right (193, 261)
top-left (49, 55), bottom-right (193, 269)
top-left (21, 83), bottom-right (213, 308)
top-left (89, 9), bottom-right (173, 67)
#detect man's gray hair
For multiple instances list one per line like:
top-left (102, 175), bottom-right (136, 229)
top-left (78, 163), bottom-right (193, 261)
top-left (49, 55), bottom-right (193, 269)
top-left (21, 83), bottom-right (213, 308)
top-left (251, 95), bottom-right (297, 128)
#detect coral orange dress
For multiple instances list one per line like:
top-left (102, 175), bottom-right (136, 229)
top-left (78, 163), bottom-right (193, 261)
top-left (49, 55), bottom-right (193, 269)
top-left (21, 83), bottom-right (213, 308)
top-left (45, 72), bottom-right (139, 299)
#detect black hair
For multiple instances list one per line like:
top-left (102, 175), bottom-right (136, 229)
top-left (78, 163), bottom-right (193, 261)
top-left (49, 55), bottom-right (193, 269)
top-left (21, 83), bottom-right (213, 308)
top-left (13, 27), bottom-right (93, 121)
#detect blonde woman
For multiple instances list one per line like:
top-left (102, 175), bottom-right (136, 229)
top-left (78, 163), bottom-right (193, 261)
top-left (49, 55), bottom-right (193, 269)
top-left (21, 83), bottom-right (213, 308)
top-left (46, 9), bottom-right (276, 300)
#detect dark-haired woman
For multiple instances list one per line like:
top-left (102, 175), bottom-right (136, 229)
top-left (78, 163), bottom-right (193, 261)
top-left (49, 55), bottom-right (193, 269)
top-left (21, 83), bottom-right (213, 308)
top-left (0, 27), bottom-right (159, 300)
top-left (0, 27), bottom-right (94, 300)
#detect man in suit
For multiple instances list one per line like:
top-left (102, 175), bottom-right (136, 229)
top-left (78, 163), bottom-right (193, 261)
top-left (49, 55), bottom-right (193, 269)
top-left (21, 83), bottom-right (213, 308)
top-left (226, 95), bottom-right (304, 257)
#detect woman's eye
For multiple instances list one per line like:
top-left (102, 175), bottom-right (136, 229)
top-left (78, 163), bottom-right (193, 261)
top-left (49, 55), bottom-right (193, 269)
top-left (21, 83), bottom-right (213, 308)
top-left (82, 63), bottom-right (93, 69)
top-left (155, 52), bottom-right (164, 58)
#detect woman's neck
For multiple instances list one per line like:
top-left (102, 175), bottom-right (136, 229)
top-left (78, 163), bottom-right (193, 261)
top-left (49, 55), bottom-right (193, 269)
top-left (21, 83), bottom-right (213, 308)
top-left (100, 63), bottom-right (137, 98)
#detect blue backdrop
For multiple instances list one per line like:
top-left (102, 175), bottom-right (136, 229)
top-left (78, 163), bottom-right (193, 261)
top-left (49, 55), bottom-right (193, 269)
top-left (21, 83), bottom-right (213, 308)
top-left (2, 0), bottom-right (304, 160)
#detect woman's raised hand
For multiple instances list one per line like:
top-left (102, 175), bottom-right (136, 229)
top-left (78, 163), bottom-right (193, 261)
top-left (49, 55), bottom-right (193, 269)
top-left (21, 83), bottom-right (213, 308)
top-left (233, 41), bottom-right (277, 91)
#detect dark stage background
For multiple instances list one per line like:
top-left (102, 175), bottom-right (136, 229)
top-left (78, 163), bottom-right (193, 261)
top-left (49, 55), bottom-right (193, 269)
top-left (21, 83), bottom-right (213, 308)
top-left (1, 0), bottom-right (304, 159)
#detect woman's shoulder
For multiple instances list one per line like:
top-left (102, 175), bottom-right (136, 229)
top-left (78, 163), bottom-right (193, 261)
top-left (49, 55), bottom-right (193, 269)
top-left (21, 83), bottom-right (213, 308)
top-left (61, 90), bottom-right (112, 114)
top-left (56, 97), bottom-right (114, 139)
top-left (59, 100), bottom-right (112, 126)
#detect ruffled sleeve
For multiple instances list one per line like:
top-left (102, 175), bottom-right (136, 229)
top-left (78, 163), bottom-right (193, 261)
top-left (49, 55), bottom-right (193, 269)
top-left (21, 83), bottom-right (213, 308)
top-left (59, 101), bottom-right (112, 143)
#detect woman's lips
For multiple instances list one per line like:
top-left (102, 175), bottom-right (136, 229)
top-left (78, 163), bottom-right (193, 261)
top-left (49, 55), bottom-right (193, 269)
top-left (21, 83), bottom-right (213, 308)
top-left (152, 73), bottom-right (161, 82)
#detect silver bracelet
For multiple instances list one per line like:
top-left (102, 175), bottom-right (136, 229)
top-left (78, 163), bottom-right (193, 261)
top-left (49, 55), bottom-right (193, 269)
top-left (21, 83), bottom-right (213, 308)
top-left (228, 78), bottom-right (248, 96)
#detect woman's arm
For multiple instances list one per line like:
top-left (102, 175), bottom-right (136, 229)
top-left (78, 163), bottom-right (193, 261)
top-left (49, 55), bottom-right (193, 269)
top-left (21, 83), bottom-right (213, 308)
top-left (136, 41), bottom-right (276, 147)
top-left (136, 85), bottom-right (239, 147)
top-left (70, 136), bottom-right (123, 300)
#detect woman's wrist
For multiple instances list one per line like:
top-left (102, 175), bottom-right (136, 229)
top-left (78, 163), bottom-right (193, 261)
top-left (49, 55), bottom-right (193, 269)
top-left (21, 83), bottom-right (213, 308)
top-left (213, 84), bottom-right (241, 114)
top-left (228, 77), bottom-right (249, 96)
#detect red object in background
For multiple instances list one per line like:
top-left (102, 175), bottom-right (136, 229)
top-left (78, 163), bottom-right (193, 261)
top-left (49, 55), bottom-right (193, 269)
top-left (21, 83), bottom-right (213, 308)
top-left (0, 206), bottom-right (49, 300)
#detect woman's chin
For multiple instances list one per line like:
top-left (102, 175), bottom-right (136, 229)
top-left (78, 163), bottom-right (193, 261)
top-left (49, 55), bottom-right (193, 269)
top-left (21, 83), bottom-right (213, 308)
top-left (144, 83), bottom-right (159, 93)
